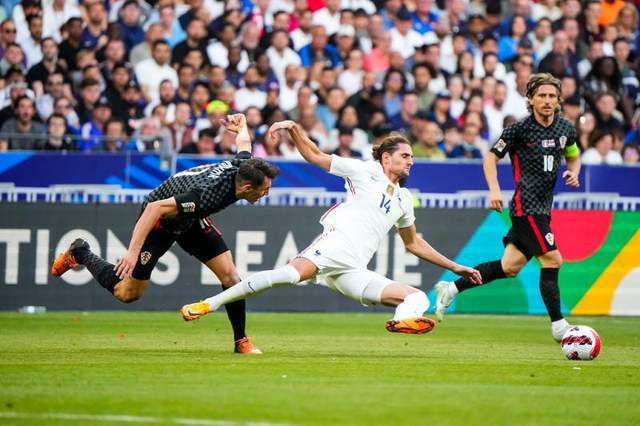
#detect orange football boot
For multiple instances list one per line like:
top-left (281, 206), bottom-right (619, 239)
top-left (385, 317), bottom-right (436, 335)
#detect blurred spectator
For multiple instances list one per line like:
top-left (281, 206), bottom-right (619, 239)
top-left (411, 0), bottom-right (439, 35)
top-left (130, 22), bottom-right (162, 66)
top-left (154, 3), bottom-right (186, 48)
top-left (312, 0), bottom-right (341, 36)
top-left (290, 8), bottom-right (312, 51)
top-left (266, 29), bottom-right (301, 83)
top-left (593, 91), bottom-right (624, 133)
top-left (315, 85), bottom-right (345, 131)
top-left (179, 126), bottom-right (215, 155)
top-left (614, 4), bottom-right (639, 50)
top-left (327, 104), bottom-right (369, 155)
top-left (439, 122), bottom-right (462, 157)
top-left (20, 13), bottom-right (42, 68)
top-left (577, 111), bottom-right (596, 151)
top-left (412, 120), bottom-right (445, 159)
top-left (538, 30), bottom-right (580, 81)
top-left (102, 118), bottom-right (131, 152)
top-left (363, 31), bottom-right (390, 77)
top-left (0, 19), bottom-right (18, 58)
top-left (582, 130), bottom-right (623, 165)
top-left (299, 25), bottom-right (340, 68)
top-left (449, 120), bottom-right (483, 159)
top-left (583, 56), bottom-right (632, 123)
top-left (0, 95), bottom-right (45, 150)
top-left (498, 14), bottom-right (527, 63)
top-left (235, 65), bottom-right (267, 111)
top-left (621, 143), bottom-right (639, 165)
top-left (35, 71), bottom-right (64, 120)
top-left (135, 40), bottom-right (178, 104)
top-left (75, 77), bottom-right (100, 123)
top-left (412, 61), bottom-right (435, 111)
top-left (484, 80), bottom-right (508, 143)
top-left (99, 38), bottom-right (126, 83)
top-left (390, 7), bottom-right (422, 59)
top-left (389, 90), bottom-right (417, 131)
top-left (382, 68), bottom-right (405, 117)
top-left (428, 90), bottom-right (455, 129)
top-left (279, 64), bottom-right (302, 112)
top-left (160, 101), bottom-right (193, 155)
top-left (116, 0), bottom-right (145, 52)
top-left (53, 96), bottom-right (79, 134)
top-left (78, 96), bottom-right (111, 152)
top-left (0, 42), bottom-right (25, 74)
top-left (333, 126), bottom-right (362, 158)
top-left (44, 112), bottom-right (73, 150)
top-left (81, 1), bottom-right (107, 51)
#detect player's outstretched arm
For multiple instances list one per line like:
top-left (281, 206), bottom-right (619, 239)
top-left (483, 152), bottom-right (504, 212)
top-left (114, 198), bottom-right (178, 280)
top-left (267, 120), bottom-right (332, 171)
top-left (221, 114), bottom-right (252, 154)
top-left (398, 225), bottom-right (482, 284)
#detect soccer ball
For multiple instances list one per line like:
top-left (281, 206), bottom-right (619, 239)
top-left (560, 326), bottom-right (602, 361)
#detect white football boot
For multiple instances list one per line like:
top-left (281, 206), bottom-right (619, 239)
top-left (434, 281), bottom-right (456, 322)
top-left (551, 318), bottom-right (572, 342)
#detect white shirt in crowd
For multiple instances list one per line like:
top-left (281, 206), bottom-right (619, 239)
top-left (207, 41), bottom-right (249, 72)
top-left (312, 8), bottom-right (341, 35)
top-left (290, 28), bottom-right (312, 52)
top-left (484, 104), bottom-right (507, 143)
top-left (18, 36), bottom-right (42, 68)
top-left (266, 46), bottom-right (302, 83)
top-left (341, 0), bottom-right (376, 14)
top-left (581, 148), bottom-right (623, 165)
top-left (234, 87), bottom-right (267, 111)
top-left (134, 59), bottom-right (178, 104)
top-left (43, 0), bottom-right (81, 42)
top-left (338, 69), bottom-right (364, 97)
top-left (279, 81), bottom-right (301, 112)
top-left (321, 155), bottom-right (415, 266)
top-left (390, 27), bottom-right (424, 59)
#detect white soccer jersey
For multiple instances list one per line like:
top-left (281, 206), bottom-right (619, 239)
top-left (318, 155), bottom-right (415, 266)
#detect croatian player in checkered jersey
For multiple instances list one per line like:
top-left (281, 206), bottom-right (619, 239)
top-left (181, 122), bottom-right (482, 334)
top-left (51, 114), bottom-right (279, 354)
top-left (434, 73), bottom-right (582, 342)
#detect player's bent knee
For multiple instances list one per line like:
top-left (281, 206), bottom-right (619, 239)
top-left (219, 272), bottom-right (241, 288)
top-left (113, 279), bottom-right (147, 303)
top-left (503, 263), bottom-right (524, 277)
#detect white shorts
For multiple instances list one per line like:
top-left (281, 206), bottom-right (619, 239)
top-left (298, 230), bottom-right (394, 306)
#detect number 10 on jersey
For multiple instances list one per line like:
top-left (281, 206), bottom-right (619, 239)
top-left (543, 155), bottom-right (554, 172)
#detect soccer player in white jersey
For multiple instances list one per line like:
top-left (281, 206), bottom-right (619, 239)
top-left (181, 121), bottom-right (482, 334)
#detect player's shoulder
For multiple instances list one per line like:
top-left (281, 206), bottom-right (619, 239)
top-left (555, 115), bottom-right (577, 132)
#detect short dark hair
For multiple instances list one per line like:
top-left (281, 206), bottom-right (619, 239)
top-left (198, 127), bottom-right (217, 140)
top-left (47, 112), bottom-right (66, 126)
top-left (372, 133), bottom-right (410, 162)
top-left (236, 158), bottom-right (280, 187)
top-left (152, 39), bottom-right (169, 50)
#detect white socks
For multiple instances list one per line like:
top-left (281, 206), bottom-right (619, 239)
top-left (205, 265), bottom-right (301, 311)
top-left (447, 281), bottom-right (459, 297)
top-left (393, 291), bottom-right (429, 320)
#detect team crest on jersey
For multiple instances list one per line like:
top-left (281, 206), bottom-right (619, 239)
top-left (495, 139), bottom-right (506, 152)
top-left (140, 251), bottom-right (152, 265)
top-left (386, 185), bottom-right (394, 196)
top-left (559, 136), bottom-right (567, 148)
top-left (181, 202), bottom-right (196, 212)
top-left (545, 233), bottom-right (554, 246)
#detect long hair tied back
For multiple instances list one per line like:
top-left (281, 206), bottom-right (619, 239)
top-left (372, 132), bottom-right (410, 162)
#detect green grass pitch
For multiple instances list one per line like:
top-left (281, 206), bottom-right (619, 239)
top-left (0, 312), bottom-right (639, 425)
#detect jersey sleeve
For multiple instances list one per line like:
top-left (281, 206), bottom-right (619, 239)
top-left (173, 188), bottom-right (204, 219)
top-left (490, 122), bottom-right (519, 158)
top-left (396, 189), bottom-right (416, 229)
top-left (328, 154), bottom-right (367, 178)
top-left (564, 125), bottom-right (580, 158)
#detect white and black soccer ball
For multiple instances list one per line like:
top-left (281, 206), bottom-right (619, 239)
top-left (561, 326), bottom-right (602, 361)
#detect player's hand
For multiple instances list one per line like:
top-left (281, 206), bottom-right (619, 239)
top-left (114, 250), bottom-right (137, 280)
top-left (453, 264), bottom-right (483, 285)
top-left (488, 189), bottom-right (503, 212)
top-left (267, 120), bottom-right (296, 143)
top-left (563, 170), bottom-right (579, 188)
top-left (221, 114), bottom-right (246, 133)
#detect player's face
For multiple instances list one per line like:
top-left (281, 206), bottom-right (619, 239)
top-left (243, 178), bottom-right (272, 204)
top-left (385, 143), bottom-right (414, 178)
top-left (530, 84), bottom-right (559, 118)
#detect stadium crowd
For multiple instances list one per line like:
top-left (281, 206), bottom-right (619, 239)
top-left (0, 0), bottom-right (638, 165)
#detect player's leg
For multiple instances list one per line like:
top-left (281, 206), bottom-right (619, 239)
top-left (51, 227), bottom-right (174, 303)
top-left (537, 249), bottom-right (571, 341)
top-left (175, 224), bottom-right (259, 352)
top-left (434, 222), bottom-right (530, 321)
top-left (380, 283), bottom-right (435, 334)
top-left (181, 257), bottom-right (318, 321)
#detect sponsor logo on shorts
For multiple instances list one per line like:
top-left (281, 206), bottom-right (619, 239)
top-left (181, 202), bottom-right (196, 212)
top-left (494, 139), bottom-right (507, 152)
top-left (140, 251), bottom-right (152, 265)
top-left (559, 135), bottom-right (567, 148)
top-left (545, 232), bottom-right (554, 246)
